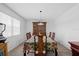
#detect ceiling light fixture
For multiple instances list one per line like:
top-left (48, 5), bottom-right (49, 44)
top-left (38, 11), bottom-right (44, 25)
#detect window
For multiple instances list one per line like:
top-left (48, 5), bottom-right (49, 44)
top-left (0, 12), bottom-right (20, 37)
top-left (13, 18), bottom-right (20, 35)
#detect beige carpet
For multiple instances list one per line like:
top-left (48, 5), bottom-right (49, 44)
top-left (9, 43), bottom-right (72, 56)
top-left (57, 43), bottom-right (72, 56)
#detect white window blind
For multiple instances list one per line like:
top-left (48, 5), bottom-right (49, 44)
top-left (0, 12), bottom-right (20, 37)
top-left (13, 18), bottom-right (20, 35)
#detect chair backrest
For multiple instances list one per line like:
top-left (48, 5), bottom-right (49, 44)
top-left (49, 32), bottom-right (51, 37)
top-left (51, 32), bottom-right (55, 40)
top-left (48, 32), bottom-right (55, 40)
top-left (34, 35), bottom-right (38, 42)
top-left (26, 32), bottom-right (31, 40)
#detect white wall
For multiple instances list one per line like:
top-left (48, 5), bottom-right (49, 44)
top-left (46, 19), bottom-right (56, 32)
top-left (55, 4), bottom-right (79, 49)
top-left (25, 20), bottom-right (33, 33)
top-left (0, 4), bottom-right (27, 51)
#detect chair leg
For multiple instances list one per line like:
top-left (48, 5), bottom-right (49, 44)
top-left (24, 52), bottom-right (26, 56)
top-left (23, 51), bottom-right (27, 56)
top-left (55, 48), bottom-right (58, 56)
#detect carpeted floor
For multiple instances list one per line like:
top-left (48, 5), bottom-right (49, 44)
top-left (9, 43), bottom-right (72, 56)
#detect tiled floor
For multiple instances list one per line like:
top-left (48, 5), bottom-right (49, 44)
top-left (9, 43), bottom-right (72, 56)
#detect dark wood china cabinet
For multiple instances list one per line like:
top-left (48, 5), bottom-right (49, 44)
top-left (33, 22), bottom-right (46, 36)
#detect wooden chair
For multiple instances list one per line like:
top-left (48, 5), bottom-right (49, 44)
top-left (49, 32), bottom-right (51, 37)
top-left (23, 42), bottom-right (31, 56)
top-left (26, 32), bottom-right (31, 40)
top-left (51, 39), bottom-right (58, 56)
top-left (51, 32), bottom-right (55, 40)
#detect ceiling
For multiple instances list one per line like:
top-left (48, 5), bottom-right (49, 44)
top-left (5, 3), bottom-right (77, 21)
